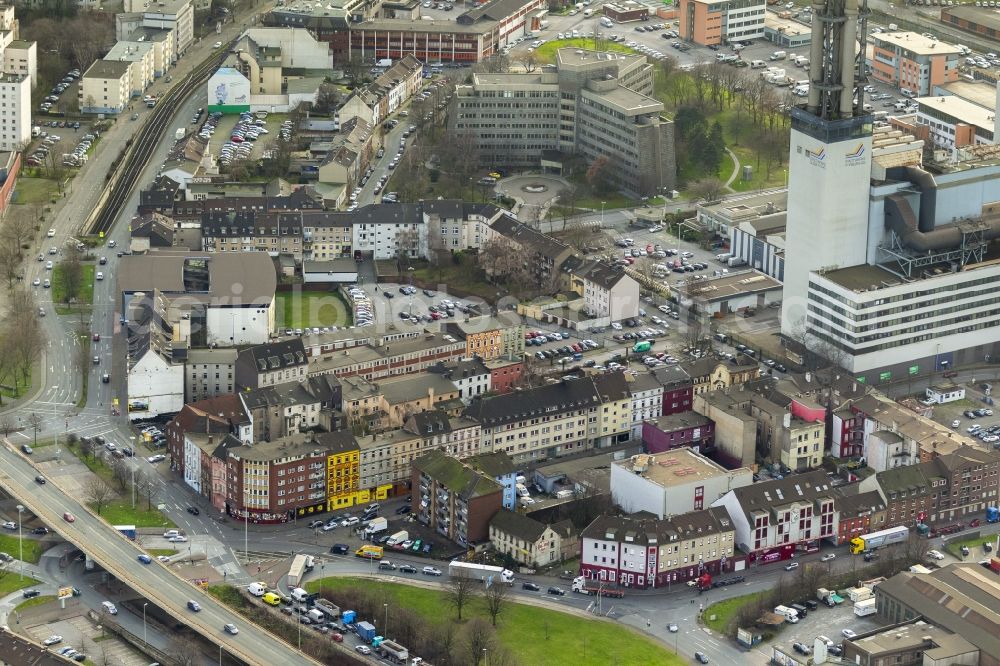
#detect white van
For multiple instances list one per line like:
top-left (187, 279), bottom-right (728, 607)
top-left (247, 582), bottom-right (266, 597)
top-left (583, 8), bottom-right (593, 16)
top-left (751, 60), bottom-right (767, 69)
top-left (102, 601), bottom-right (118, 615)
top-left (770, 50), bottom-right (787, 60)
top-left (774, 605), bottom-right (799, 623)
top-left (290, 587), bottom-right (309, 602)
top-left (715, 252), bottom-right (732, 262)
top-left (600, 16), bottom-right (613, 28)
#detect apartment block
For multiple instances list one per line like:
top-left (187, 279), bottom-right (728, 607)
top-left (450, 48), bottom-right (676, 197)
top-left (239, 375), bottom-right (341, 443)
top-left (234, 338), bottom-right (308, 390)
top-left (446, 316), bottom-right (526, 361)
top-left (580, 508), bottom-right (737, 589)
top-left (490, 511), bottom-right (577, 568)
top-left (868, 31), bottom-right (962, 97)
top-left (106, 40), bottom-right (156, 97)
top-left (2, 39), bottom-right (35, 89)
top-left (711, 469), bottom-right (838, 563)
top-left (0, 71), bottom-right (29, 151)
top-left (683, 355), bottom-right (760, 396)
top-left (412, 449), bottom-right (503, 546)
top-left (184, 348), bottom-right (237, 403)
top-left (463, 377), bottom-right (605, 465)
top-left (628, 373), bottom-right (663, 439)
top-left (79, 59), bottom-right (135, 115)
top-left (678, 0), bottom-right (766, 47)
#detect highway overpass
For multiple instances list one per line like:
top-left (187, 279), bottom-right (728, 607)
top-left (0, 444), bottom-right (319, 666)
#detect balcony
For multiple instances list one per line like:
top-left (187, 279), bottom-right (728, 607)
top-left (309, 492), bottom-right (325, 500)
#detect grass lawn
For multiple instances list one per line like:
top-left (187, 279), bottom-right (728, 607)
top-left (0, 534), bottom-right (43, 563)
top-left (575, 193), bottom-right (635, 211)
top-left (275, 291), bottom-right (351, 329)
top-left (306, 577), bottom-right (680, 666)
top-left (411, 262), bottom-right (500, 301)
top-left (535, 38), bottom-right (632, 63)
top-left (52, 264), bottom-right (95, 314)
top-left (145, 548), bottom-right (175, 557)
top-left (703, 592), bottom-right (762, 634)
top-left (11, 177), bottom-right (57, 205)
top-left (0, 575), bottom-right (41, 596)
top-left (92, 500), bottom-right (175, 529)
top-left (15, 594), bottom-right (55, 612)
top-left (944, 534), bottom-right (997, 558)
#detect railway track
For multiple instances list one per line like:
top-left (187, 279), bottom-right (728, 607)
top-left (86, 44), bottom-right (230, 236)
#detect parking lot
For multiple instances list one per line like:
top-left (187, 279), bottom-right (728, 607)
top-left (195, 110), bottom-right (286, 166)
top-left (25, 121), bottom-right (96, 169)
top-left (769, 597), bottom-right (884, 657)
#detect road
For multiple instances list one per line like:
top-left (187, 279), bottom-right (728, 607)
top-left (0, 443), bottom-right (318, 665)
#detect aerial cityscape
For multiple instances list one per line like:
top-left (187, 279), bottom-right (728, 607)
top-left (0, 0), bottom-right (999, 662)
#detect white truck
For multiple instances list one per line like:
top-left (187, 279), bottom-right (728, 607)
top-left (247, 582), bottom-right (267, 597)
top-left (448, 561), bottom-right (515, 585)
top-left (774, 605), bottom-right (799, 623)
top-left (854, 598), bottom-right (876, 617)
top-left (365, 516), bottom-right (388, 536)
top-left (386, 530), bottom-right (409, 546)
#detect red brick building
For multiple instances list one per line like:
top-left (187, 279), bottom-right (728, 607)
top-left (653, 365), bottom-right (693, 415)
top-left (486, 358), bottom-right (523, 395)
top-left (412, 449), bottom-right (503, 546)
top-left (832, 488), bottom-right (886, 546)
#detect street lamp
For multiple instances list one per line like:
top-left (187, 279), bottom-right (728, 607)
top-left (142, 602), bottom-right (148, 646)
top-left (219, 644), bottom-right (223, 666)
top-left (600, 201), bottom-right (606, 229)
top-left (16, 505), bottom-right (23, 580)
top-left (384, 603), bottom-right (389, 637)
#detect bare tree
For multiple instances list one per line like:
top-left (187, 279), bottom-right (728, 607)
top-left (136, 470), bottom-right (158, 511)
top-left (167, 635), bottom-right (203, 666)
top-left (0, 240), bottom-right (21, 290)
top-left (688, 177), bottom-right (725, 203)
top-left (59, 247), bottom-right (84, 307)
top-left (26, 413), bottom-right (43, 447)
top-left (478, 237), bottom-right (525, 284)
top-left (478, 53), bottom-right (512, 73)
top-left (446, 571), bottom-right (477, 621)
top-left (517, 51), bottom-right (539, 73)
top-left (85, 477), bottom-right (116, 515)
top-left (463, 617), bottom-right (496, 665)
top-left (482, 580), bottom-right (509, 627)
top-left (0, 418), bottom-right (14, 438)
top-left (110, 458), bottom-right (131, 493)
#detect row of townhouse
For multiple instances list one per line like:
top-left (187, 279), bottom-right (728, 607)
top-left (136, 198), bottom-right (509, 262)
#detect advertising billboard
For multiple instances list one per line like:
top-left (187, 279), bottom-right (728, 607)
top-left (207, 67), bottom-right (250, 114)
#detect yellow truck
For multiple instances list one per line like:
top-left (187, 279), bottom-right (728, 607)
top-left (355, 545), bottom-right (384, 560)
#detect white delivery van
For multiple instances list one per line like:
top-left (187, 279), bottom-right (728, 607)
top-left (600, 16), bottom-right (613, 28)
top-left (247, 582), bottom-right (266, 597)
top-left (770, 50), bottom-right (787, 60)
top-left (290, 587), bottom-right (309, 602)
top-left (751, 60), bottom-right (767, 69)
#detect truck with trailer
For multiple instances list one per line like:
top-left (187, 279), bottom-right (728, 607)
top-left (377, 639), bottom-right (410, 663)
top-left (849, 526), bottom-right (909, 554)
top-left (686, 572), bottom-right (713, 591)
top-left (356, 621), bottom-right (377, 643)
top-left (114, 525), bottom-right (137, 541)
top-left (854, 598), bottom-right (877, 617)
top-left (572, 576), bottom-right (625, 597)
top-left (314, 598), bottom-right (341, 620)
top-left (448, 561), bottom-right (515, 585)
top-left (287, 554), bottom-right (312, 587)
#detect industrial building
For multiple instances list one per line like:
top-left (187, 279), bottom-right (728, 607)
top-left (873, 563), bottom-right (1000, 663)
top-left (781, 0), bottom-right (1000, 376)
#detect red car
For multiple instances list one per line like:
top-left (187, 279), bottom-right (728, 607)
top-left (63, 512), bottom-right (75, 523)
top-left (331, 633), bottom-right (344, 643)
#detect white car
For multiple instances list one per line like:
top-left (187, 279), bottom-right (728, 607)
top-left (224, 623), bottom-right (239, 635)
top-left (96, 272), bottom-right (104, 281)
top-left (927, 549), bottom-right (945, 560)
top-left (2, 521), bottom-right (15, 530)
top-left (43, 635), bottom-right (62, 646)
top-left (820, 553), bottom-right (836, 562)
top-left (213, 41), bottom-right (223, 48)
top-left (47, 229), bottom-right (55, 237)
top-left (842, 629), bottom-right (857, 639)
top-left (147, 454), bottom-right (166, 463)
top-left (610, 322), bottom-right (622, 330)
top-left (422, 566), bottom-right (442, 576)
top-left (356, 645), bottom-right (372, 655)
top-left (668, 623), bottom-right (678, 632)
top-left (168, 535), bottom-right (189, 543)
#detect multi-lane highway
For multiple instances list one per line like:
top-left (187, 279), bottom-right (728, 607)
top-left (0, 444), bottom-right (319, 665)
